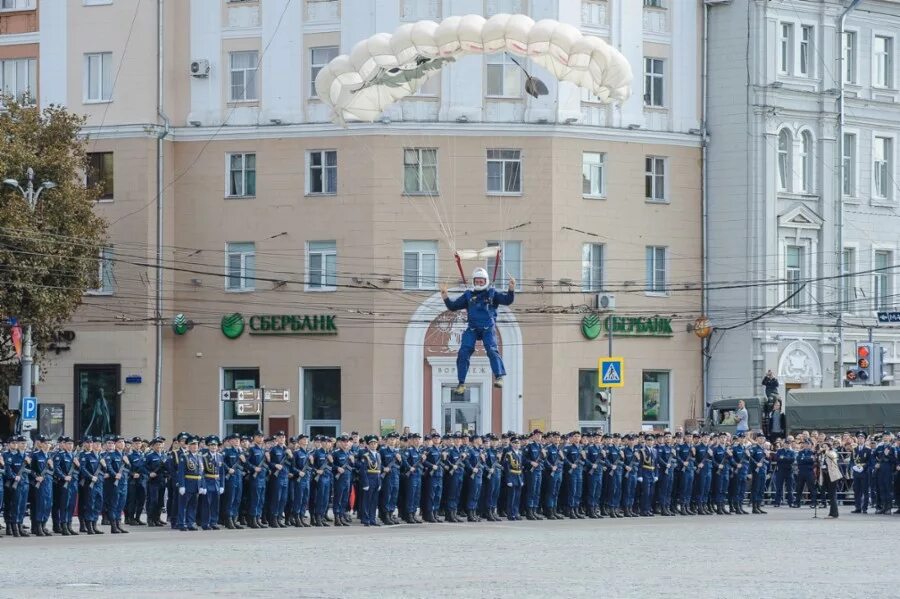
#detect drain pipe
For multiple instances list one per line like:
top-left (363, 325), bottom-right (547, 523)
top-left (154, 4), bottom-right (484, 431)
top-left (153, 0), bottom-right (170, 437)
top-left (836, 0), bottom-right (862, 387)
top-left (700, 1), bottom-right (711, 412)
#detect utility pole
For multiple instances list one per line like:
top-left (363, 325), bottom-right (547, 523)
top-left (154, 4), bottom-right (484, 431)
top-left (3, 168), bottom-right (57, 401)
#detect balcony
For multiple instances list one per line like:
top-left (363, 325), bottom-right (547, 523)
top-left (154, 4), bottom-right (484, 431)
top-left (582, 0), bottom-right (608, 29)
top-left (643, 6), bottom-right (668, 36)
top-left (0, 0), bottom-right (37, 36)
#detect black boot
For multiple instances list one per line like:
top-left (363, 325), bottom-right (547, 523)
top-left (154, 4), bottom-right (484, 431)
top-left (18, 524), bottom-right (29, 537)
top-left (67, 523), bottom-right (79, 536)
top-left (225, 516), bottom-right (235, 529)
top-left (758, 503), bottom-right (767, 514)
top-left (467, 510), bottom-right (478, 522)
top-left (11, 524), bottom-right (20, 538)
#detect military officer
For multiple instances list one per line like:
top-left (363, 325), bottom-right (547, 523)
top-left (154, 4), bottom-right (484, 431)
top-left (748, 432), bottom-right (768, 514)
top-left (199, 436), bottom-right (224, 530)
top-left (79, 437), bottom-right (106, 535)
top-left (378, 432), bottom-right (401, 525)
top-left (400, 433), bottom-right (424, 524)
top-left (795, 439), bottom-right (818, 509)
top-left (29, 434), bottom-right (54, 536)
top-left (177, 436), bottom-right (203, 531)
top-left (422, 433), bottom-right (444, 523)
top-left (503, 435), bottom-right (524, 521)
top-left (310, 435), bottom-right (333, 527)
top-left (851, 432), bottom-right (872, 513)
top-left (331, 434), bottom-right (353, 526)
top-left (289, 433), bottom-right (311, 527)
top-left (52, 436), bottom-right (79, 535)
top-left (357, 434), bottom-right (382, 526)
top-left (125, 437), bottom-right (147, 526)
top-left (145, 437), bottom-right (167, 526)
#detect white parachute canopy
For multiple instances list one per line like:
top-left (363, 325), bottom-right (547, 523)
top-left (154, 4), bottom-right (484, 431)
top-left (315, 14), bottom-right (633, 123)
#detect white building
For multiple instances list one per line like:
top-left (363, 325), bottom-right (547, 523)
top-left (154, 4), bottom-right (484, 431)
top-left (706, 0), bottom-right (900, 401)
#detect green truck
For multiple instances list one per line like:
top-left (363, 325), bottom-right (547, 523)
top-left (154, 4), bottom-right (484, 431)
top-left (703, 388), bottom-right (900, 436)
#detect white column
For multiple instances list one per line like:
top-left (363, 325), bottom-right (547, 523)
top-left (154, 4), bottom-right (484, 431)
top-left (39, 0), bottom-right (67, 109)
top-left (612, 0), bottom-right (644, 128)
top-left (188, 0), bottom-right (223, 126)
top-left (261, 0), bottom-right (303, 124)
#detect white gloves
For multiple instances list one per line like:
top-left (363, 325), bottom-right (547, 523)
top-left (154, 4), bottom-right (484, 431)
top-left (179, 486), bottom-right (185, 496)
top-left (199, 487), bottom-right (207, 495)
top-left (219, 487), bottom-right (225, 495)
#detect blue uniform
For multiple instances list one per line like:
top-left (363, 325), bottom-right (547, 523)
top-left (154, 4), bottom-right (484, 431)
top-left (29, 449), bottom-right (54, 529)
top-left (176, 450), bottom-right (203, 530)
top-left (542, 443), bottom-right (564, 513)
top-left (622, 445), bottom-right (638, 512)
top-left (331, 448), bottom-right (352, 519)
top-left (795, 448), bottom-right (817, 507)
top-left (481, 446), bottom-right (502, 515)
top-left (53, 449), bottom-right (79, 529)
top-left (246, 445), bottom-right (267, 519)
top-left (442, 445), bottom-right (464, 516)
top-left (463, 446), bottom-right (483, 512)
top-left (873, 443), bottom-right (896, 513)
top-left (378, 445), bottom-right (400, 521)
top-left (289, 447), bottom-right (311, 520)
top-left (126, 448), bottom-right (147, 523)
top-left (638, 446), bottom-right (657, 515)
top-left (166, 448), bottom-right (183, 529)
top-left (655, 444), bottom-right (674, 512)
top-left (563, 444), bottom-right (584, 511)
top-left (5, 451), bottom-right (30, 525)
top-left (675, 442), bottom-right (695, 510)
top-left (773, 447), bottom-right (796, 507)
top-left (357, 448), bottom-right (382, 526)
top-left (199, 451), bottom-right (224, 529)
top-left (711, 444), bottom-right (730, 509)
top-left (422, 445), bottom-right (444, 519)
top-left (443, 287), bottom-right (514, 384)
top-left (311, 447), bottom-right (333, 518)
top-left (604, 443), bottom-right (623, 512)
top-left (145, 449), bottom-right (167, 524)
top-left (222, 447), bottom-right (245, 520)
top-left (102, 450), bottom-right (129, 524)
top-left (503, 447), bottom-right (524, 520)
top-left (851, 445), bottom-right (872, 512)
top-left (583, 443), bottom-right (603, 513)
top-left (401, 445), bottom-right (423, 519)
top-left (729, 444), bottom-right (748, 508)
top-left (266, 444), bottom-right (290, 524)
top-left (522, 441), bottom-right (543, 513)
top-left (78, 451), bottom-right (105, 525)
top-left (748, 444), bottom-right (768, 505)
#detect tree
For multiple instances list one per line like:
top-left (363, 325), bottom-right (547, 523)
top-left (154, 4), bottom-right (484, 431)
top-left (0, 99), bottom-right (108, 414)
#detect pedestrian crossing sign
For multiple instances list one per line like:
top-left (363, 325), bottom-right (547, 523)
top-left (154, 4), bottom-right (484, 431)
top-left (599, 357), bottom-right (624, 388)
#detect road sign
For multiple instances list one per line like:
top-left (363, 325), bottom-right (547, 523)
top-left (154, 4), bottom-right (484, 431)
top-left (221, 389), bottom-right (262, 402)
top-left (877, 312), bottom-right (900, 323)
top-left (263, 389), bottom-right (289, 402)
top-left (21, 395), bottom-right (37, 431)
top-left (598, 358), bottom-right (624, 388)
top-left (236, 401), bottom-right (261, 416)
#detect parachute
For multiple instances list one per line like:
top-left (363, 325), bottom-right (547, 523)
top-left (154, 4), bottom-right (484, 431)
top-left (315, 14), bottom-right (633, 124)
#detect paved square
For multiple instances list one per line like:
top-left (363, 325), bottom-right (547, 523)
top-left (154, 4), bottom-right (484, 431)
top-left (2, 508), bottom-right (896, 599)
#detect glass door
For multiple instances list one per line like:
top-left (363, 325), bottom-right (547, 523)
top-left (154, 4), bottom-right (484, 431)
top-left (441, 384), bottom-right (481, 435)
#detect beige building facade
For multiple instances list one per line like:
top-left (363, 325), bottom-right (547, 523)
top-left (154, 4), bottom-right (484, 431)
top-left (6, 0), bottom-right (704, 440)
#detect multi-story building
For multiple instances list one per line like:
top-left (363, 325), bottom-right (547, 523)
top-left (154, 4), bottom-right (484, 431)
top-left (707, 0), bottom-right (900, 401)
top-left (8, 0), bottom-right (703, 440)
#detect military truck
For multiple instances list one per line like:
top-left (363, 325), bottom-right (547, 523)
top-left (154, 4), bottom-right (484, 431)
top-left (703, 388), bottom-right (900, 436)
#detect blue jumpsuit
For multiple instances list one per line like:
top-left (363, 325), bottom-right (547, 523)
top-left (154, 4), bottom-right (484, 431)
top-left (443, 287), bottom-right (514, 384)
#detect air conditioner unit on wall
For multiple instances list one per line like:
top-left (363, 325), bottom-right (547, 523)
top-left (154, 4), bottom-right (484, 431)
top-left (190, 59), bottom-right (210, 78)
top-left (596, 293), bottom-right (616, 311)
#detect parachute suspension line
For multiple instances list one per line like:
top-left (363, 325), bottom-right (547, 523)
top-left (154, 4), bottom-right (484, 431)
top-left (454, 252), bottom-right (467, 285)
top-left (492, 248), bottom-right (502, 284)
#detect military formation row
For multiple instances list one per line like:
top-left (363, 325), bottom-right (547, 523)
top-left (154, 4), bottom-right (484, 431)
top-left (2, 428), bottom-right (899, 537)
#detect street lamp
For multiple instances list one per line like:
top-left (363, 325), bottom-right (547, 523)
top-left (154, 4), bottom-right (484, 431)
top-left (3, 167), bottom-right (56, 400)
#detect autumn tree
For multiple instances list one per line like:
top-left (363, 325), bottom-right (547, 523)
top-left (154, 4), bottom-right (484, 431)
top-left (0, 99), bottom-right (108, 410)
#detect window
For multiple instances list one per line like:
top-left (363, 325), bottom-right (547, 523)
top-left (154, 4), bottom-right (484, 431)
top-left (777, 129), bottom-right (792, 192)
top-left (642, 371), bottom-right (670, 426)
top-left (874, 251), bottom-right (891, 311)
top-left (1, 0), bottom-right (35, 9)
top-left (643, 57), bottom-right (664, 107)
top-left (486, 53), bottom-right (521, 98)
top-left (0, 58), bottom-right (37, 105)
top-left (403, 240), bottom-right (438, 290)
top-left (842, 247), bottom-right (856, 312)
top-left (799, 131), bottom-right (813, 192)
top-left (874, 136), bottom-right (891, 199)
top-left (303, 368), bottom-right (341, 435)
top-left (226, 242), bottom-right (255, 291)
top-left (581, 243), bottom-right (603, 292)
top-left (309, 46), bottom-right (338, 97)
top-left (785, 245), bottom-right (803, 309)
top-left (84, 52), bottom-right (112, 102)
top-left (227, 153), bottom-right (256, 197)
top-left (229, 51), bottom-right (258, 101)
top-left (579, 369), bottom-right (609, 426)
top-left (86, 247), bottom-right (114, 295)
top-left (843, 31), bottom-right (857, 84)
top-left (222, 368), bottom-right (261, 438)
top-left (779, 24), bottom-right (793, 74)
top-left (403, 148), bottom-right (438, 194)
top-left (799, 26), bottom-right (813, 77)
top-left (307, 150), bottom-right (337, 194)
top-left (486, 149), bottom-right (522, 194)
top-left (413, 72), bottom-right (440, 96)
top-left (645, 246), bottom-right (667, 294)
top-left (486, 240), bottom-right (522, 290)
top-left (874, 36), bottom-right (893, 88)
top-left (582, 0), bottom-right (607, 27)
top-left (582, 152), bottom-right (605, 198)
top-left (75, 365), bottom-right (120, 439)
top-left (645, 156), bottom-right (666, 201)
top-left (644, 0), bottom-right (663, 6)
top-left (87, 152), bottom-right (114, 201)
top-left (842, 133), bottom-right (856, 196)
top-left (307, 241), bottom-right (337, 291)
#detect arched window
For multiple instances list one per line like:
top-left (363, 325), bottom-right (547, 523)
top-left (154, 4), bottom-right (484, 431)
top-left (778, 129), bottom-right (792, 191)
top-left (800, 131), bottom-right (813, 192)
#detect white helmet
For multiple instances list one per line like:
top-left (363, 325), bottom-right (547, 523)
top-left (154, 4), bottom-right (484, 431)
top-left (472, 267), bottom-right (490, 291)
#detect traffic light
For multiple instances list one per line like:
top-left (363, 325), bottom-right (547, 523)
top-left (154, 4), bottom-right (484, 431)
top-left (847, 342), bottom-right (883, 385)
top-left (595, 390), bottom-right (610, 415)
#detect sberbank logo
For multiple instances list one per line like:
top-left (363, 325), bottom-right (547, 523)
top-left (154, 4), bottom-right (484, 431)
top-left (221, 313), bottom-right (245, 339)
top-left (581, 314), bottom-right (601, 340)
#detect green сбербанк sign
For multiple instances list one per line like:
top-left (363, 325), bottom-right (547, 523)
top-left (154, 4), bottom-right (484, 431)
top-left (581, 314), bottom-right (673, 339)
top-left (220, 313), bottom-right (337, 339)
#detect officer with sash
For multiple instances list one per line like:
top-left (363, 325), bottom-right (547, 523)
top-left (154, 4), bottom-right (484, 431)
top-left (199, 436), bottom-right (224, 530)
top-left (503, 435), bottom-right (524, 520)
top-left (176, 436), bottom-right (202, 531)
top-left (357, 434), bottom-right (382, 526)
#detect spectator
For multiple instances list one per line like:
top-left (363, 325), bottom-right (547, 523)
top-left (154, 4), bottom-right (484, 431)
top-left (762, 370), bottom-right (780, 399)
top-left (735, 400), bottom-right (749, 434)
top-left (720, 410), bottom-right (736, 425)
top-left (767, 399), bottom-right (786, 443)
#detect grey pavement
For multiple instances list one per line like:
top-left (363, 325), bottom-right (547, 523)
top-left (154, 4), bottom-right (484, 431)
top-left (1, 507), bottom-right (897, 599)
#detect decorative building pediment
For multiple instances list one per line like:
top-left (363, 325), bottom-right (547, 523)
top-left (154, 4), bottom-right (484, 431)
top-left (778, 203), bottom-right (823, 230)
